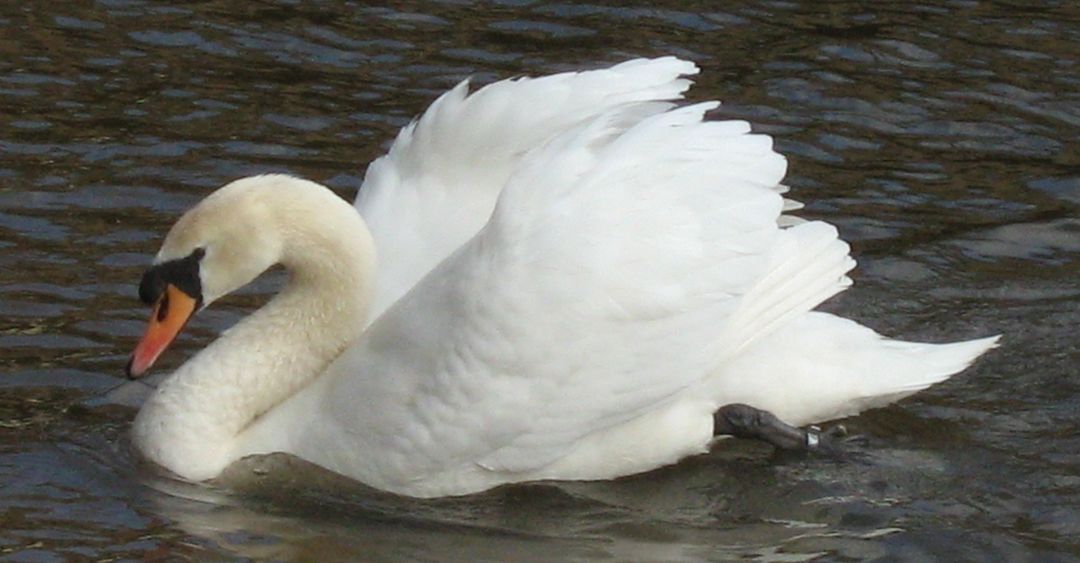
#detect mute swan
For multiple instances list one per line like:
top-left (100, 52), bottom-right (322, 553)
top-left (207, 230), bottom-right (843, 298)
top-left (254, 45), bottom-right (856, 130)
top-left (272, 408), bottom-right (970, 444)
top-left (127, 58), bottom-right (999, 498)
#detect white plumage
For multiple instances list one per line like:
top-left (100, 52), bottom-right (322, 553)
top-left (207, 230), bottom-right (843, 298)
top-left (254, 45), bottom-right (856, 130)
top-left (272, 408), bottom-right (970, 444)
top-left (129, 58), bottom-right (999, 498)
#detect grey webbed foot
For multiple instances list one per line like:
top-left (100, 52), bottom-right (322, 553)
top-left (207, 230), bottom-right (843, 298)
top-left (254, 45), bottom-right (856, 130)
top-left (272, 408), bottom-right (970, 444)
top-left (712, 403), bottom-right (851, 455)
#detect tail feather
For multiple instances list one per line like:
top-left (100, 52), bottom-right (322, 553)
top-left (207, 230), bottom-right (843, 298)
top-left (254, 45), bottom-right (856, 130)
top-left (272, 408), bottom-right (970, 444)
top-left (882, 334), bottom-right (1001, 394)
top-left (705, 312), bottom-right (1000, 426)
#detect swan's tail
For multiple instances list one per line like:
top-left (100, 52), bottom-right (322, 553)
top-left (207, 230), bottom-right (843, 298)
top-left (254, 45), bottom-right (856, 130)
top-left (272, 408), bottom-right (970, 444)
top-left (845, 331), bottom-right (1001, 415)
top-left (706, 312), bottom-right (1001, 426)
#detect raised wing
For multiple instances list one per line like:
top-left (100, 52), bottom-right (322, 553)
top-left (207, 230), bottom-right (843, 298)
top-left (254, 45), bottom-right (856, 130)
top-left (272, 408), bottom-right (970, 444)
top-left (355, 57), bottom-right (701, 318)
top-left (354, 101), bottom-right (854, 477)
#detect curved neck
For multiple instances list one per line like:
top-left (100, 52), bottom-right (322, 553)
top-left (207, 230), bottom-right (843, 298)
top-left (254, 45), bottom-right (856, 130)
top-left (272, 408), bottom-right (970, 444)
top-left (133, 188), bottom-right (376, 481)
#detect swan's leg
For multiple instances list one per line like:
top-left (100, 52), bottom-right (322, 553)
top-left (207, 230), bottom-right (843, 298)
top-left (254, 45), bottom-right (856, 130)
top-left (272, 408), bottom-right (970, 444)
top-left (712, 403), bottom-right (845, 452)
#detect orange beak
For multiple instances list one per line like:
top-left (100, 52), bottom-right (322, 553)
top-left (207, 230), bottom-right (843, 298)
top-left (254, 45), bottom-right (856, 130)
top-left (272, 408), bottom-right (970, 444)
top-left (126, 284), bottom-right (198, 379)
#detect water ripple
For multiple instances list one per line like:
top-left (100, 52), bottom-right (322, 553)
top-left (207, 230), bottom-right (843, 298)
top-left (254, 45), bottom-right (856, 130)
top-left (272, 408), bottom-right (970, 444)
top-left (0, 0), bottom-right (1077, 559)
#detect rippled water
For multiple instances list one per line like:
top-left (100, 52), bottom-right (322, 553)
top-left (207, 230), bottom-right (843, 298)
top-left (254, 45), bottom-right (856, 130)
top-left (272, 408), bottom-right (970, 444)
top-left (2, 1), bottom-right (1078, 560)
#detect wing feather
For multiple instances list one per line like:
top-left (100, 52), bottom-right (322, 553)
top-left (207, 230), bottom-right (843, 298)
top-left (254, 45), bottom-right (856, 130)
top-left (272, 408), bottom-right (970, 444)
top-left (343, 62), bottom-right (854, 480)
top-left (358, 99), bottom-right (853, 475)
top-left (354, 57), bottom-right (702, 318)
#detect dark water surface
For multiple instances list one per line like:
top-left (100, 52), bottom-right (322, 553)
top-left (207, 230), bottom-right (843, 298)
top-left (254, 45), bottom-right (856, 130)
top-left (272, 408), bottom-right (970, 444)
top-left (2, 1), bottom-right (1078, 560)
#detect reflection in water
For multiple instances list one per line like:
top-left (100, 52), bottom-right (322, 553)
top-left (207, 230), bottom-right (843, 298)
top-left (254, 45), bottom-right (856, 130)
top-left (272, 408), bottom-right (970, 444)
top-left (1, 0), bottom-right (1077, 560)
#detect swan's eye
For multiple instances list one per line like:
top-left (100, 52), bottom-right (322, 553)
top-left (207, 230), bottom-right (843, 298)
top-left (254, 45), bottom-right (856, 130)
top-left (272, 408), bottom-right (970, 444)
top-left (156, 290), bottom-right (170, 322)
top-left (192, 247), bottom-right (206, 261)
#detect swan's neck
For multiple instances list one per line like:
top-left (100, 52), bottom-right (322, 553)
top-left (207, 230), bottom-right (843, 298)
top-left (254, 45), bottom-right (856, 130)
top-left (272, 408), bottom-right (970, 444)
top-left (133, 196), bottom-right (376, 481)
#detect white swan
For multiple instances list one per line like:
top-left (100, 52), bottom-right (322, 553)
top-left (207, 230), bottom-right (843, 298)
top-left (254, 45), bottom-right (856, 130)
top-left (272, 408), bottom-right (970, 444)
top-left (127, 58), bottom-right (999, 498)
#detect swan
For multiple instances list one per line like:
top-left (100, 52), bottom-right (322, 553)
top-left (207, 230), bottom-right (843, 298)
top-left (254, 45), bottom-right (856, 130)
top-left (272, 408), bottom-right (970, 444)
top-left (126, 57), bottom-right (999, 498)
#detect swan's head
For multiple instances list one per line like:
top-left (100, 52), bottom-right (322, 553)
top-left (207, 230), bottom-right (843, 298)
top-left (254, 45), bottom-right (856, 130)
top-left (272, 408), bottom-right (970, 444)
top-left (126, 175), bottom-right (297, 379)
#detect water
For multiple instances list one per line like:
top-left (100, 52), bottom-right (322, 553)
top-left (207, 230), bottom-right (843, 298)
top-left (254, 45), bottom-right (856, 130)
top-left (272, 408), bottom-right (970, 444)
top-left (1, 1), bottom-right (1077, 560)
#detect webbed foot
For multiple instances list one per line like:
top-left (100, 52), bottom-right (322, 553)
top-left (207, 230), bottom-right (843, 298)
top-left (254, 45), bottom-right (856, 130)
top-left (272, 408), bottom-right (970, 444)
top-left (713, 403), bottom-right (853, 455)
